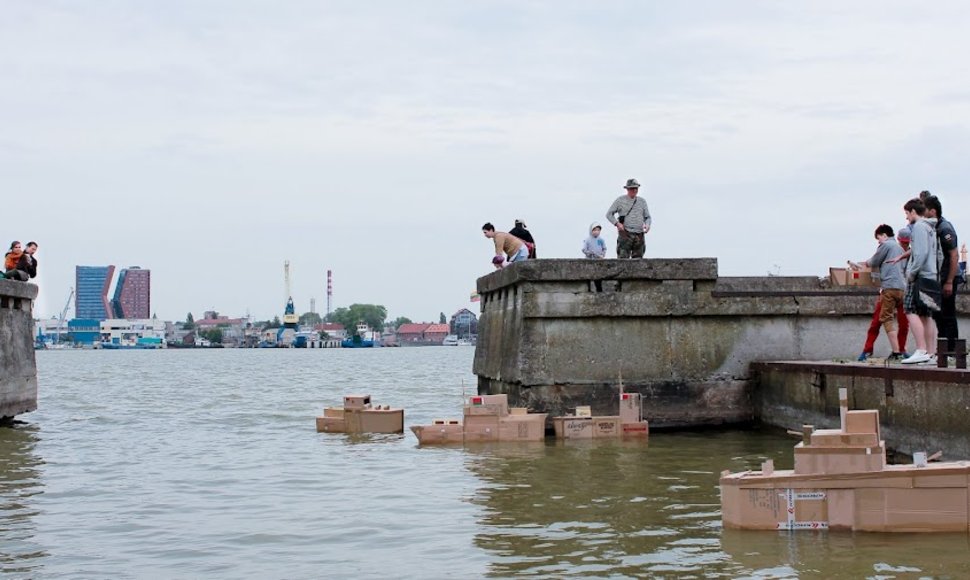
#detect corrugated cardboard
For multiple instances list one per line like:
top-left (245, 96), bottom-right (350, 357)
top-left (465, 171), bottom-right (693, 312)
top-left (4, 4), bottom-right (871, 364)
top-left (846, 270), bottom-right (877, 287)
top-left (830, 267), bottom-right (848, 286)
top-left (344, 395), bottom-right (371, 410)
top-left (845, 410), bottom-right (880, 439)
top-left (410, 423), bottom-right (463, 444)
top-left (621, 422), bottom-right (649, 437)
top-left (356, 409), bottom-right (404, 433)
top-left (497, 414), bottom-right (547, 441)
top-left (722, 402), bottom-right (970, 532)
top-left (619, 393), bottom-right (641, 424)
top-left (552, 416), bottom-right (621, 439)
top-left (463, 415), bottom-right (500, 442)
top-left (315, 394), bottom-right (404, 434)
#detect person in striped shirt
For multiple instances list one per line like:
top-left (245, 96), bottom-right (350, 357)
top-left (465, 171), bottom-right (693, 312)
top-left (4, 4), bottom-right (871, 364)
top-left (606, 178), bottom-right (652, 258)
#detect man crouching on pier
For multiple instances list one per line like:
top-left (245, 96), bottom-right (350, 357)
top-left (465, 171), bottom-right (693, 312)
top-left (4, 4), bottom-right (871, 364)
top-left (482, 223), bottom-right (529, 269)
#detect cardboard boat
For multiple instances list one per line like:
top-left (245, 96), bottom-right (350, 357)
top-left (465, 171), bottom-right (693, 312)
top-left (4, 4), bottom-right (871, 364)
top-left (315, 394), bottom-right (404, 434)
top-left (720, 387), bottom-right (970, 532)
top-left (410, 394), bottom-right (547, 444)
top-left (551, 391), bottom-right (649, 439)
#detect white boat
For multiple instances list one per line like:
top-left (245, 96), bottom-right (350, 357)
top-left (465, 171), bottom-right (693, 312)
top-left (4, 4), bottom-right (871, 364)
top-left (442, 335), bottom-right (459, 346)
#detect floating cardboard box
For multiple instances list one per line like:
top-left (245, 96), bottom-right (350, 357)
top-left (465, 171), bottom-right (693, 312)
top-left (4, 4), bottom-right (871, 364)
top-left (315, 394), bottom-right (404, 434)
top-left (721, 387), bottom-right (970, 532)
top-left (411, 393), bottom-right (547, 444)
top-left (552, 391), bottom-right (649, 440)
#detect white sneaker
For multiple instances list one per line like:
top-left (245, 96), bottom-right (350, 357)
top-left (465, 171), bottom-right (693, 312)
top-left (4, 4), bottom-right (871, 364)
top-left (902, 349), bottom-right (930, 364)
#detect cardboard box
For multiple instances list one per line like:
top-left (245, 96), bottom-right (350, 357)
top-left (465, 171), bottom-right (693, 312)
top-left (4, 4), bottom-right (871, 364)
top-left (622, 422), bottom-right (649, 437)
top-left (344, 394), bottom-right (371, 410)
top-left (464, 394), bottom-right (509, 417)
top-left (356, 409), bottom-right (404, 433)
top-left (619, 393), bottom-right (642, 424)
top-left (809, 429), bottom-right (879, 447)
top-left (498, 414), bottom-right (547, 442)
top-left (316, 416), bottom-right (346, 433)
top-left (411, 423), bottom-right (463, 444)
top-left (316, 395), bottom-right (404, 434)
top-left (463, 415), bottom-right (500, 442)
top-left (846, 270), bottom-right (877, 287)
top-left (830, 267), bottom-right (848, 286)
top-left (845, 410), bottom-right (880, 439)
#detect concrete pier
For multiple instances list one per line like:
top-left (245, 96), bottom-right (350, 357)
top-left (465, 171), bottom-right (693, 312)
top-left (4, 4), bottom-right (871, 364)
top-left (473, 259), bottom-right (970, 428)
top-left (0, 279), bottom-right (38, 419)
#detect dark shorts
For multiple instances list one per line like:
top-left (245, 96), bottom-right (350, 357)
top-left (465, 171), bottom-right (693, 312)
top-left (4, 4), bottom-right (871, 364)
top-left (904, 277), bottom-right (942, 317)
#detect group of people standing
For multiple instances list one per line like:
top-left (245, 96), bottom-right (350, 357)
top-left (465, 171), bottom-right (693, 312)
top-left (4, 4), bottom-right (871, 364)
top-left (851, 191), bottom-right (962, 365)
top-left (484, 178), bottom-right (654, 268)
top-left (2, 240), bottom-right (39, 282)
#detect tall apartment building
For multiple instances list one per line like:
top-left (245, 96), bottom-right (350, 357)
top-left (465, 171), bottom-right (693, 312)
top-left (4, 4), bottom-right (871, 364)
top-left (111, 267), bottom-right (151, 319)
top-left (75, 265), bottom-right (116, 320)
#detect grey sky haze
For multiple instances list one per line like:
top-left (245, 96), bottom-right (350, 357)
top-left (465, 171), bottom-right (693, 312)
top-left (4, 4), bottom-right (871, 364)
top-left (4, 1), bottom-right (969, 322)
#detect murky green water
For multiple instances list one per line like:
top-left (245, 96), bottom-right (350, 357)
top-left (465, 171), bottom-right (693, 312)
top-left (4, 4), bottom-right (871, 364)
top-left (1, 348), bottom-right (968, 578)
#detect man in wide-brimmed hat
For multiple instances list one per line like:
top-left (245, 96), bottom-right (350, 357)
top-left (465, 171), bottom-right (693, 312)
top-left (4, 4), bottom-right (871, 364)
top-left (606, 178), bottom-right (652, 258)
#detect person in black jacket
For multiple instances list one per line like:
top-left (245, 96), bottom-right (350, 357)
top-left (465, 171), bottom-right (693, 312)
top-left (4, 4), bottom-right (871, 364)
top-left (15, 241), bottom-right (38, 279)
top-left (510, 219), bottom-right (536, 258)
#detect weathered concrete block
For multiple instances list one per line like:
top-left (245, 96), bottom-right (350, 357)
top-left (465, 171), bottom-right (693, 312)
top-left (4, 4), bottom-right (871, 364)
top-left (754, 361), bottom-right (970, 460)
top-left (0, 279), bottom-right (38, 419)
top-left (473, 258), bottom-right (970, 428)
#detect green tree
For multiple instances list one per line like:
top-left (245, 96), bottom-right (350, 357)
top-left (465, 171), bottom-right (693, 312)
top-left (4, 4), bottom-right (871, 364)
top-left (390, 316), bottom-right (412, 329)
top-left (271, 315), bottom-right (281, 328)
top-left (184, 312), bottom-right (195, 330)
top-left (199, 328), bottom-right (223, 344)
top-left (439, 312), bottom-right (447, 324)
top-left (326, 304), bottom-right (387, 336)
top-left (299, 311), bottom-right (323, 326)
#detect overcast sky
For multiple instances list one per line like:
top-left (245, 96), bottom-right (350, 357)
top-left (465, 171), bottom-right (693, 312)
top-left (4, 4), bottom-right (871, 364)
top-left (5, 1), bottom-right (970, 322)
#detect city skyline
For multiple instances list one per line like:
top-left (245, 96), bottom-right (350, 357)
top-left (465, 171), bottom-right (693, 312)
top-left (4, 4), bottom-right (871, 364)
top-left (6, 2), bottom-right (970, 321)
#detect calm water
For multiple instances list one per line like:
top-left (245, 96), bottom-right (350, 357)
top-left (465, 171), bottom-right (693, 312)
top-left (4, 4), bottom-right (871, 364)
top-left (1, 348), bottom-right (969, 579)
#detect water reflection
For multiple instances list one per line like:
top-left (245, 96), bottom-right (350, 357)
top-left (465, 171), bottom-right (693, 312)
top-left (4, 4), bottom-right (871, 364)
top-left (463, 430), bottom-right (970, 577)
top-left (0, 420), bottom-right (46, 575)
top-left (721, 527), bottom-right (970, 578)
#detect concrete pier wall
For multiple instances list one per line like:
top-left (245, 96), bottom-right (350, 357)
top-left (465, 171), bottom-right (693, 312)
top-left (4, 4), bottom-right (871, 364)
top-left (474, 259), bottom-right (895, 427)
top-left (754, 361), bottom-right (970, 460)
top-left (0, 279), bottom-right (38, 419)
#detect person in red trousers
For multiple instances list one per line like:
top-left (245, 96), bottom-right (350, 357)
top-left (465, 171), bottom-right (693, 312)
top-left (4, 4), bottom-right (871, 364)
top-left (857, 226), bottom-right (910, 360)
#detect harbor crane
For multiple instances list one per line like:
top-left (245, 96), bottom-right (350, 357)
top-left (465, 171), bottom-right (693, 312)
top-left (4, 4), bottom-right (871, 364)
top-left (278, 261), bottom-right (300, 347)
top-left (55, 287), bottom-right (74, 344)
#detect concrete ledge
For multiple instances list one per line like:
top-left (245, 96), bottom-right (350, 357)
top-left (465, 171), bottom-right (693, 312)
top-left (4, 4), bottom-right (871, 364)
top-left (0, 279), bottom-right (39, 300)
top-left (754, 361), bottom-right (970, 460)
top-left (0, 280), bottom-right (38, 419)
top-left (477, 258), bottom-right (719, 293)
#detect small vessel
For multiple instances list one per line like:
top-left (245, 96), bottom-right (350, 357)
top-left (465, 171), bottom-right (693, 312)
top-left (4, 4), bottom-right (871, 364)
top-left (341, 322), bottom-right (379, 348)
top-left (720, 387), bottom-right (970, 533)
top-left (441, 334), bottom-right (459, 346)
top-left (551, 391), bottom-right (648, 439)
top-left (410, 393), bottom-right (547, 444)
top-left (315, 394), bottom-right (404, 434)
top-left (99, 337), bottom-right (164, 350)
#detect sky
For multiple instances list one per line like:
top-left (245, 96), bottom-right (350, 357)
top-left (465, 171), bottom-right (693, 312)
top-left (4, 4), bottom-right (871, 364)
top-left (4, 1), bottom-right (970, 322)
